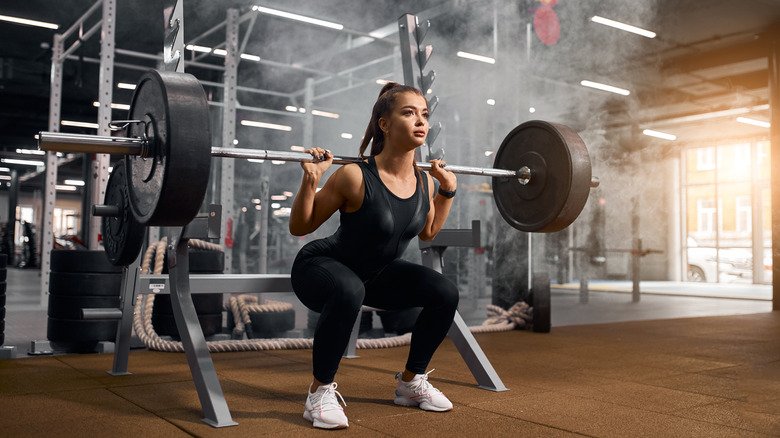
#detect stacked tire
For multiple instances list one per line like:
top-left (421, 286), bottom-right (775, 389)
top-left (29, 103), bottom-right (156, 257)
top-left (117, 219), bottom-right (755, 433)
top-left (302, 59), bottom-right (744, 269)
top-left (0, 254), bottom-right (7, 345)
top-left (48, 250), bottom-right (122, 351)
top-left (152, 250), bottom-right (224, 340)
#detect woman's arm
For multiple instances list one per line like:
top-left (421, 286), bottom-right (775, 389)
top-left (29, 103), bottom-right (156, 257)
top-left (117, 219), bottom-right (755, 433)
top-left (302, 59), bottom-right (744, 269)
top-left (419, 160), bottom-right (456, 241)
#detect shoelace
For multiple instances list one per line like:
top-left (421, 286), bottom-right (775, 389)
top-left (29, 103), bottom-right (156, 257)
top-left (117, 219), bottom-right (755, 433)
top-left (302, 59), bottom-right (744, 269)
top-left (404, 369), bottom-right (442, 395)
top-left (313, 382), bottom-right (347, 411)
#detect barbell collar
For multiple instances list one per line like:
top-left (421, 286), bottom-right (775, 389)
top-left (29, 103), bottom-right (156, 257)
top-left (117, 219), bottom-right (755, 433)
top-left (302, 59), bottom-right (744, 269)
top-left (92, 204), bottom-right (120, 217)
top-left (37, 132), bottom-right (145, 156)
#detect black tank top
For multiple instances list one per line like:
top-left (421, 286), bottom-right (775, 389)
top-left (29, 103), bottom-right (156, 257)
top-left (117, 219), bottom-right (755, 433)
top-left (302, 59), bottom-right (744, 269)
top-left (296, 156), bottom-right (430, 281)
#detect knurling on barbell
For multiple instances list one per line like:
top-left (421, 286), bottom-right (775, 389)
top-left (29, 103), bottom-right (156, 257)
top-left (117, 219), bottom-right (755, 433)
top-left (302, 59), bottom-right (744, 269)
top-left (37, 70), bottom-right (597, 236)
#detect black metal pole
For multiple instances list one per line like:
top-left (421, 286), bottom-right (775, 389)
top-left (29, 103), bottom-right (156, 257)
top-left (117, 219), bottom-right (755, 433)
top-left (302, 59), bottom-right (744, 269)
top-left (6, 170), bottom-right (18, 266)
top-left (770, 25), bottom-right (780, 311)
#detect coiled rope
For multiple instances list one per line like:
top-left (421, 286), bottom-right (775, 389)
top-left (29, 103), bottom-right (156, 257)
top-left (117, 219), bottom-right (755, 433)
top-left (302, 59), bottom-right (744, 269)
top-left (132, 239), bottom-right (534, 353)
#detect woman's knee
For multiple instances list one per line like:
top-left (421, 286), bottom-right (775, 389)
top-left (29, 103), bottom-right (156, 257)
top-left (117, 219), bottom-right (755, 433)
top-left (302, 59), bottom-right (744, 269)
top-left (333, 277), bottom-right (366, 311)
top-left (431, 278), bottom-right (459, 310)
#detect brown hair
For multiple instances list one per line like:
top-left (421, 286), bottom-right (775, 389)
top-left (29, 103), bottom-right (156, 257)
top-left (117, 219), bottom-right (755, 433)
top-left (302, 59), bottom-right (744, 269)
top-left (358, 82), bottom-right (425, 158)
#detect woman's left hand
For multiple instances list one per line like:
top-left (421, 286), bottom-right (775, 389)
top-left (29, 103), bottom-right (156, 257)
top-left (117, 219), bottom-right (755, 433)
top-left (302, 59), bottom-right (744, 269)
top-left (429, 159), bottom-right (457, 193)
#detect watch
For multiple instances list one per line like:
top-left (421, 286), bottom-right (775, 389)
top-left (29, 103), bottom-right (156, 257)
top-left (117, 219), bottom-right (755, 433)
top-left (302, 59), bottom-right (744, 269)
top-left (437, 187), bottom-right (456, 199)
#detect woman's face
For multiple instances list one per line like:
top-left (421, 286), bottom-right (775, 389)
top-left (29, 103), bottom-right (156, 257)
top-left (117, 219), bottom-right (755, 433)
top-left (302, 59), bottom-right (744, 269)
top-left (380, 92), bottom-right (429, 149)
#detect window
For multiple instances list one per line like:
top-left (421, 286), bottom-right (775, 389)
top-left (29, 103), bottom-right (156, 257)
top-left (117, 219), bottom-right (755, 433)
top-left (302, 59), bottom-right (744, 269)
top-left (736, 195), bottom-right (751, 234)
top-left (696, 147), bottom-right (715, 171)
top-left (697, 199), bottom-right (715, 235)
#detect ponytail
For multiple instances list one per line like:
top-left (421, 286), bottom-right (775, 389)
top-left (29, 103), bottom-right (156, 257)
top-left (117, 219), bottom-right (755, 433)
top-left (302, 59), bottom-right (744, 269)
top-left (358, 82), bottom-right (424, 159)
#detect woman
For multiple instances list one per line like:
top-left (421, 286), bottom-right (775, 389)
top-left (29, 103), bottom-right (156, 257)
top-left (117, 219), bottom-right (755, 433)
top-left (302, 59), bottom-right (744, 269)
top-left (289, 82), bottom-right (458, 429)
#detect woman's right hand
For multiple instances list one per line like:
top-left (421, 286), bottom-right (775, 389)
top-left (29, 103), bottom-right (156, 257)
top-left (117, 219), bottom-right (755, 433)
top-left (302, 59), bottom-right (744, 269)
top-left (301, 147), bottom-right (333, 175)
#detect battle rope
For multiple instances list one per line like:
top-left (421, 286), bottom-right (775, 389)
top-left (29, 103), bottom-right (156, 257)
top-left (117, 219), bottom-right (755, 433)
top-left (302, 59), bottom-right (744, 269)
top-left (132, 240), bottom-right (534, 353)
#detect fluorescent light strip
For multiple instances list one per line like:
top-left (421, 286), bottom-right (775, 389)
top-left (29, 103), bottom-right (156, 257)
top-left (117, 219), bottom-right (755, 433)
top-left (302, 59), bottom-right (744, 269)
top-left (64, 179), bottom-right (85, 186)
top-left (311, 109), bottom-right (339, 119)
top-left (642, 129), bottom-right (676, 141)
top-left (285, 106), bottom-right (306, 113)
top-left (0, 175), bottom-right (11, 181)
top-left (61, 120), bottom-right (99, 129)
top-left (252, 6), bottom-right (344, 30)
top-left (591, 16), bottom-right (656, 38)
top-left (290, 145), bottom-right (305, 151)
top-left (271, 195), bottom-right (287, 201)
top-left (580, 80), bottom-right (630, 96)
top-left (340, 133), bottom-right (353, 139)
top-left (0, 167), bottom-right (10, 172)
top-left (240, 53), bottom-right (261, 62)
top-left (55, 185), bottom-right (77, 192)
top-left (0, 14), bottom-right (58, 30)
top-left (486, 99), bottom-right (496, 106)
top-left (283, 191), bottom-right (293, 197)
top-left (240, 120), bottom-right (292, 131)
top-left (186, 44), bottom-right (213, 53)
top-left (93, 101), bottom-right (131, 110)
top-left (456, 51), bottom-right (496, 64)
top-left (1, 158), bottom-right (44, 166)
top-left (213, 49), bottom-right (227, 56)
top-left (736, 117), bottom-right (770, 128)
top-left (117, 82), bottom-right (136, 90)
top-left (16, 149), bottom-right (45, 156)
top-left (247, 158), bottom-right (265, 163)
top-left (376, 79), bottom-right (391, 85)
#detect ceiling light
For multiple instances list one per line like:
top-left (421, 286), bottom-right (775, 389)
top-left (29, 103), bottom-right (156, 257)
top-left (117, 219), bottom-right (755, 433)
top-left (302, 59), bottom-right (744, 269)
top-left (255, 204), bottom-right (262, 210)
top-left (0, 176), bottom-right (11, 181)
top-left (376, 79), bottom-right (391, 85)
top-left (486, 99), bottom-right (496, 106)
top-left (252, 6), bottom-right (344, 30)
top-left (108, 166), bottom-right (113, 172)
top-left (290, 145), bottom-right (305, 151)
top-left (271, 160), bottom-right (285, 165)
top-left (185, 44), bottom-right (213, 53)
top-left (736, 116), bottom-right (770, 128)
top-left (93, 101), bottom-right (131, 110)
top-left (0, 167), bottom-right (9, 172)
top-left (0, 14), bottom-right (58, 30)
top-left (240, 120), bottom-right (292, 131)
top-left (213, 48), bottom-right (227, 56)
top-left (241, 206), bottom-right (248, 213)
top-left (64, 179), bottom-right (85, 186)
top-left (247, 159), bottom-right (265, 163)
top-left (285, 105), bottom-right (299, 112)
top-left (240, 53), bottom-right (261, 62)
top-left (484, 151), bottom-right (494, 156)
top-left (529, 107), bottom-right (536, 113)
top-left (271, 195), bottom-right (287, 201)
top-left (55, 185), bottom-right (77, 192)
top-left (642, 129), bottom-right (676, 141)
top-left (117, 83), bottom-right (136, 90)
top-left (232, 139), bottom-right (239, 145)
top-left (16, 149), bottom-right (45, 155)
top-left (456, 51), bottom-right (495, 64)
top-left (312, 109), bottom-right (339, 119)
top-left (1, 158), bottom-right (44, 166)
top-left (61, 120), bottom-right (99, 129)
top-left (251, 198), bottom-right (261, 204)
top-left (271, 202), bottom-right (281, 209)
top-left (283, 191), bottom-right (293, 197)
top-left (341, 133), bottom-right (353, 139)
top-left (591, 16), bottom-right (656, 38)
top-left (580, 80), bottom-right (630, 96)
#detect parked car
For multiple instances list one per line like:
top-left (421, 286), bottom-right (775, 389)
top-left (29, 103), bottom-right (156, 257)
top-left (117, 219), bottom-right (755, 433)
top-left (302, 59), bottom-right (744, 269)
top-left (686, 236), bottom-right (754, 283)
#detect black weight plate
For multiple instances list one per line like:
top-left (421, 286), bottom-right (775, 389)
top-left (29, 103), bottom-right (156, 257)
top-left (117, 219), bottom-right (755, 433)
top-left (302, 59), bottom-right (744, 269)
top-left (126, 70), bottom-right (211, 226)
top-left (0, 293), bottom-right (5, 307)
top-left (0, 307), bottom-right (4, 320)
top-left (493, 120), bottom-right (592, 232)
top-left (50, 250), bottom-right (123, 273)
top-left (49, 272), bottom-right (123, 297)
top-left (0, 281), bottom-right (6, 294)
top-left (531, 272), bottom-right (551, 333)
top-left (47, 295), bottom-right (121, 319)
top-left (248, 309), bottom-right (295, 338)
top-left (161, 250), bottom-right (225, 274)
top-left (102, 159), bottom-right (146, 266)
top-left (152, 293), bottom-right (223, 316)
top-left (0, 270), bottom-right (6, 282)
top-left (0, 253), bottom-right (6, 268)
top-left (0, 333), bottom-right (4, 346)
top-left (151, 312), bottom-right (222, 339)
top-left (0, 319), bottom-right (3, 333)
top-left (46, 317), bottom-right (118, 342)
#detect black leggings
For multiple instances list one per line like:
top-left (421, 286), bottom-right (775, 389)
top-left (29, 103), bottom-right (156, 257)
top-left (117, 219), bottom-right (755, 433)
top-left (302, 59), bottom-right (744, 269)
top-left (291, 257), bottom-right (459, 384)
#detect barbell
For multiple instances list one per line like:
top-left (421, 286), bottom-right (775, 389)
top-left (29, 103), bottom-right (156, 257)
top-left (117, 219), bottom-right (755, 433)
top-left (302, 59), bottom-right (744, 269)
top-left (37, 70), bottom-right (599, 263)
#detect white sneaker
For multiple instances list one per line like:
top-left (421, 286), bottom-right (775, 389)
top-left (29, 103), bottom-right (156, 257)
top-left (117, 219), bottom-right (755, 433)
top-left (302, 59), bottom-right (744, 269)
top-left (394, 369), bottom-right (453, 412)
top-left (303, 382), bottom-right (349, 429)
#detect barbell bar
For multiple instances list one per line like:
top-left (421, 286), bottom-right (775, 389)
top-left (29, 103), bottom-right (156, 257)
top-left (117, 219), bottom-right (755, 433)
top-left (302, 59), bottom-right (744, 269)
top-left (37, 131), bottom-right (600, 187)
top-left (35, 69), bottom-right (597, 236)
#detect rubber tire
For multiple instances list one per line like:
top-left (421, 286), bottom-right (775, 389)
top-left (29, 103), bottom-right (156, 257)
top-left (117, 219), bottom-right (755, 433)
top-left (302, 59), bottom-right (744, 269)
top-left (0, 269), bottom-right (6, 282)
top-left (47, 295), bottom-right (121, 319)
top-left (247, 308), bottom-right (295, 338)
top-left (378, 308), bottom-right (422, 335)
top-left (152, 294), bottom-right (223, 315)
top-left (50, 250), bottom-right (122, 273)
top-left (151, 312), bottom-right (222, 339)
top-left (49, 272), bottom-right (122, 297)
top-left (46, 317), bottom-right (118, 342)
top-left (531, 272), bottom-right (551, 333)
top-left (161, 250), bottom-right (225, 274)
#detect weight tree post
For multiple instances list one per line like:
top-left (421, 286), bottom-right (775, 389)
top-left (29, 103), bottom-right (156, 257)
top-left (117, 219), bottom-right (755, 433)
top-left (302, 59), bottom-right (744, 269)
top-left (220, 8), bottom-right (239, 273)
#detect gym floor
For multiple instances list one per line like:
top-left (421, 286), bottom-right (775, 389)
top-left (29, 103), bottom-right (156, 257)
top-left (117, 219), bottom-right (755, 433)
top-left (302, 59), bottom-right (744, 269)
top-left (1, 268), bottom-right (777, 435)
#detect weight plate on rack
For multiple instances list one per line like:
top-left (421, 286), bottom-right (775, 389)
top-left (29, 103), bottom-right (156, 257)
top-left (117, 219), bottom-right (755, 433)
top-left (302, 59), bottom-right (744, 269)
top-left (102, 159), bottom-right (145, 265)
